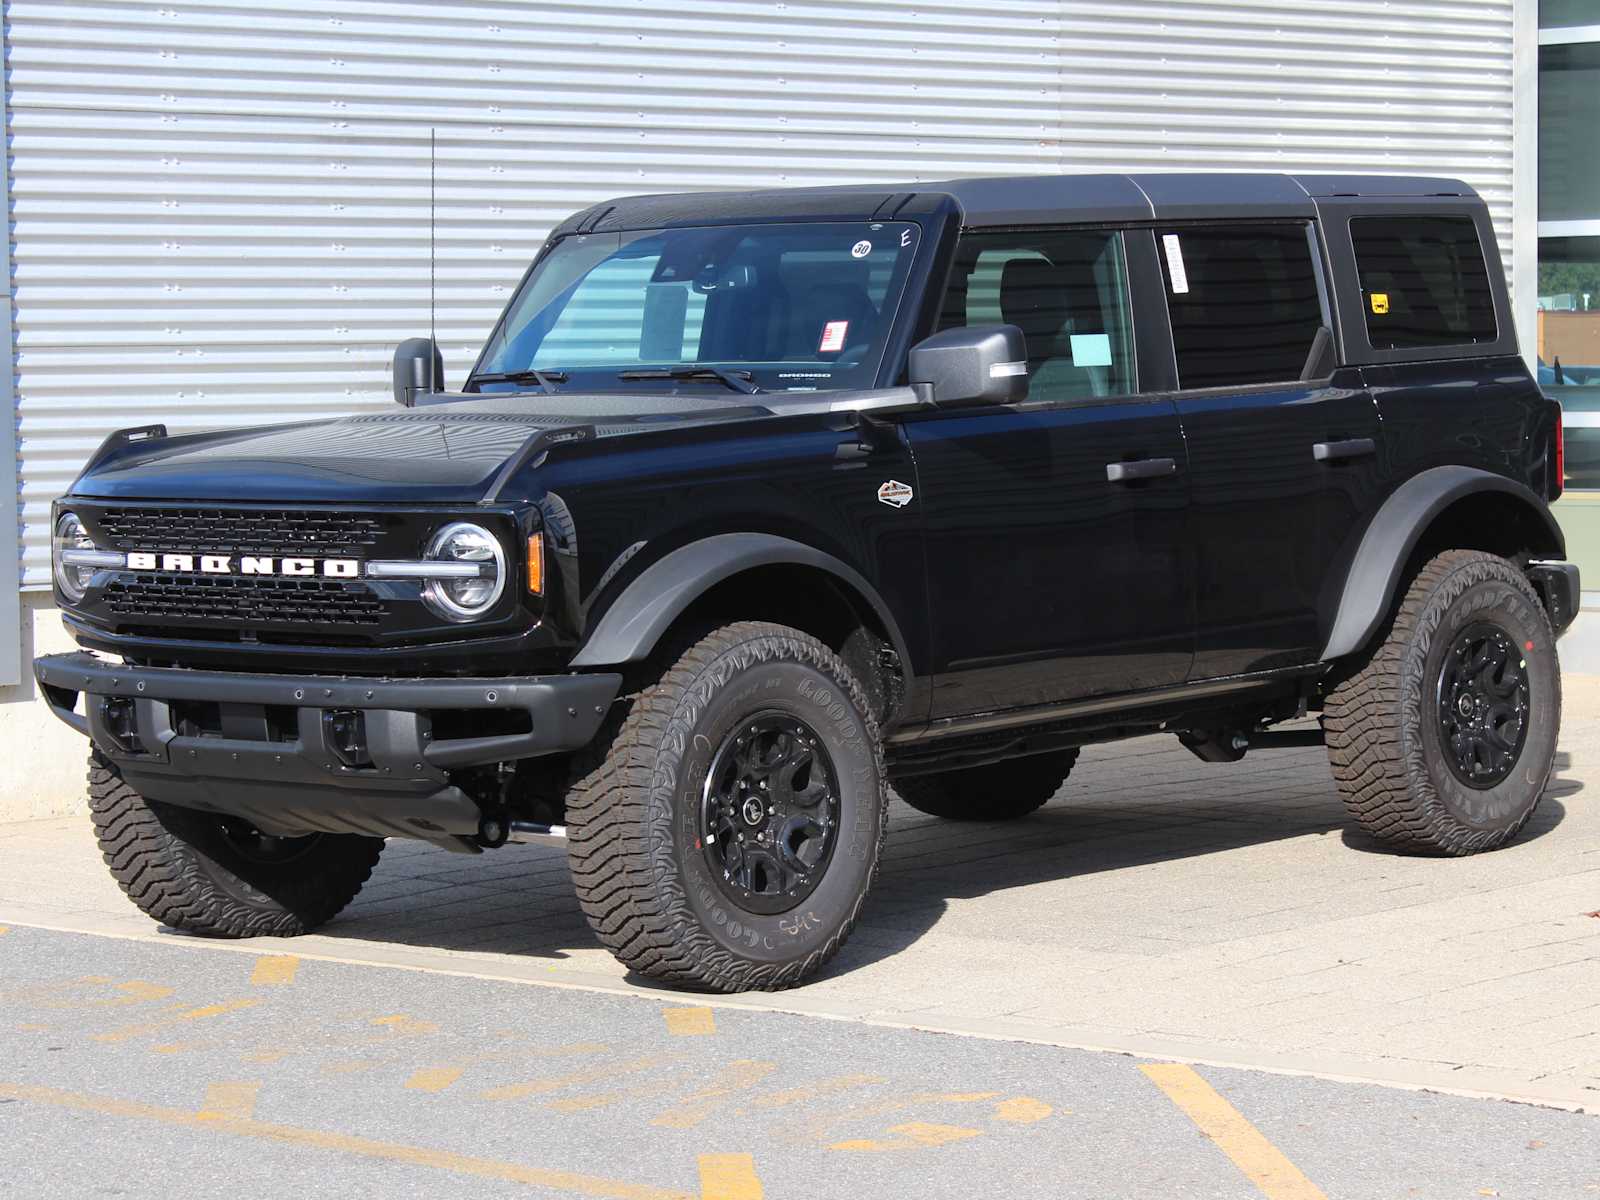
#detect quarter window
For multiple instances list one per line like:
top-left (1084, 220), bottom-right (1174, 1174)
top-left (1350, 216), bottom-right (1497, 350)
top-left (1157, 224), bottom-right (1326, 389)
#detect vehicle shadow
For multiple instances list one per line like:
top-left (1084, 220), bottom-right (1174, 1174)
top-left (318, 739), bottom-right (1578, 987)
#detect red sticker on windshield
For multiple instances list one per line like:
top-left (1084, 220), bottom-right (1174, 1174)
top-left (819, 321), bottom-right (848, 353)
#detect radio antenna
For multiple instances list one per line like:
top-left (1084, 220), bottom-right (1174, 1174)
top-left (429, 126), bottom-right (437, 393)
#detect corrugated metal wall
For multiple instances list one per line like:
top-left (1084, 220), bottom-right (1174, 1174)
top-left (5, 0), bottom-right (1515, 586)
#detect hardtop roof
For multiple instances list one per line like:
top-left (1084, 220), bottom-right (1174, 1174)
top-left (552, 172), bottom-right (1480, 236)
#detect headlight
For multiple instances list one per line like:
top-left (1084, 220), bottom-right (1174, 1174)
top-left (421, 522), bottom-right (506, 622)
top-left (52, 512), bottom-right (99, 603)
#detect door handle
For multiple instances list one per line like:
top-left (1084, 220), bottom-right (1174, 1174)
top-left (1312, 437), bottom-right (1376, 463)
top-left (1106, 457), bottom-right (1178, 483)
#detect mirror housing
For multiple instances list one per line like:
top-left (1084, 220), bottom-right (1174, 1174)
top-left (907, 324), bottom-right (1028, 407)
top-left (393, 337), bottom-right (444, 407)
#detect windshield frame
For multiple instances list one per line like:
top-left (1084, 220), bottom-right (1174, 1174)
top-left (466, 216), bottom-right (944, 396)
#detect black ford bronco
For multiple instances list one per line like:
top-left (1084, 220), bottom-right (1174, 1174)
top-left (37, 173), bottom-right (1577, 991)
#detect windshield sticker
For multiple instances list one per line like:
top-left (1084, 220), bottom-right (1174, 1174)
top-left (878, 480), bottom-right (914, 509)
top-left (850, 240), bottom-right (872, 259)
top-left (819, 321), bottom-right (849, 353)
top-left (1162, 233), bottom-right (1189, 295)
top-left (1070, 332), bottom-right (1113, 367)
top-left (1370, 292), bottom-right (1390, 314)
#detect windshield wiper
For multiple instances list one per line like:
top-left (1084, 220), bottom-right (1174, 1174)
top-left (471, 369), bottom-right (569, 394)
top-left (616, 366), bottom-right (761, 395)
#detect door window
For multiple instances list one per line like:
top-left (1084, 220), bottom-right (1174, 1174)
top-left (1157, 224), bottom-right (1326, 389)
top-left (938, 230), bottom-right (1133, 403)
top-left (1350, 216), bottom-right (1498, 350)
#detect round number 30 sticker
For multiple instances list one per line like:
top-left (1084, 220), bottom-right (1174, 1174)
top-left (850, 240), bottom-right (872, 259)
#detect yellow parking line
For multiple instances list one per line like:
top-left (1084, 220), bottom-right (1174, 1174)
top-left (0, 1080), bottom-right (693, 1200)
top-left (199, 1081), bottom-right (260, 1121)
top-left (663, 1006), bottom-right (716, 1037)
top-left (1141, 1063), bottom-right (1328, 1200)
top-left (405, 1067), bottom-right (464, 1094)
top-left (250, 955), bottom-right (299, 986)
top-left (94, 998), bottom-right (262, 1044)
top-left (831, 1121), bottom-right (983, 1152)
top-left (696, 1153), bottom-right (763, 1200)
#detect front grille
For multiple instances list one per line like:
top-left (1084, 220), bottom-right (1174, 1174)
top-left (104, 576), bottom-right (384, 626)
top-left (95, 507), bottom-right (387, 556)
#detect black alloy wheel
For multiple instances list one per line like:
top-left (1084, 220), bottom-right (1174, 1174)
top-left (700, 713), bottom-right (839, 914)
top-left (1435, 621), bottom-right (1531, 789)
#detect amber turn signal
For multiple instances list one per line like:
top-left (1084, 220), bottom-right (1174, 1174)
top-left (526, 534), bottom-right (544, 596)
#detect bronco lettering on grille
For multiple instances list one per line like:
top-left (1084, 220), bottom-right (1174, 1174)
top-left (124, 552), bottom-right (361, 578)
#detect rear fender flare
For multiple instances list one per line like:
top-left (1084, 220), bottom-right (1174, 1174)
top-left (1319, 466), bottom-right (1564, 661)
top-left (568, 532), bottom-right (914, 684)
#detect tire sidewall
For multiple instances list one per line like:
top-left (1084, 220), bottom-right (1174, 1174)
top-left (1406, 563), bottom-right (1559, 841)
top-left (658, 640), bottom-right (883, 971)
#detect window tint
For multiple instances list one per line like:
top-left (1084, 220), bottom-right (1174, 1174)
top-left (938, 229), bottom-right (1132, 403)
top-left (1351, 216), bottom-right (1498, 350)
top-left (1157, 224), bottom-right (1326, 389)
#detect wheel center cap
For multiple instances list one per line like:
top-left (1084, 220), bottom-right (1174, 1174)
top-left (741, 796), bottom-right (766, 826)
top-left (1457, 694), bottom-right (1475, 718)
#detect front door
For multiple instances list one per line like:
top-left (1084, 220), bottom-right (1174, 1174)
top-left (905, 227), bottom-right (1194, 718)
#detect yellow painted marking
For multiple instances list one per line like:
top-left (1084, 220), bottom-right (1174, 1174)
top-left (662, 1006), bottom-right (716, 1037)
top-left (250, 955), bottom-right (299, 986)
top-left (405, 1067), bottom-right (464, 1094)
top-left (696, 1153), bottom-right (763, 1200)
top-left (751, 1074), bottom-right (883, 1109)
top-left (17, 1024), bottom-right (49, 1033)
top-left (832, 1121), bottom-right (983, 1152)
top-left (0, 926), bottom-right (9, 936)
top-left (199, 1081), bottom-right (260, 1122)
top-left (1141, 1064), bottom-right (1328, 1200)
top-left (94, 998), bottom-right (262, 1043)
top-left (152, 1044), bottom-right (197, 1055)
top-left (0, 1080), bottom-right (691, 1200)
top-left (993, 1096), bottom-right (1052, 1124)
top-left (483, 1057), bottom-right (665, 1103)
top-left (242, 1049), bottom-right (290, 1065)
top-left (115, 981), bottom-right (175, 1004)
top-left (371, 1014), bottom-right (439, 1036)
top-left (652, 1060), bottom-right (777, 1130)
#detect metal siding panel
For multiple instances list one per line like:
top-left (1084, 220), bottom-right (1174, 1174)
top-left (7, 0), bottom-right (1515, 585)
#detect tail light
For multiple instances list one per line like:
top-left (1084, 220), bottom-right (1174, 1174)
top-left (1553, 405), bottom-right (1565, 501)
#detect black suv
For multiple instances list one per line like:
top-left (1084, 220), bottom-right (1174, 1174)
top-left (36, 173), bottom-right (1577, 992)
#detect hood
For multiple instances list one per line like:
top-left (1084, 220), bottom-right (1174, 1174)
top-left (70, 392), bottom-right (771, 503)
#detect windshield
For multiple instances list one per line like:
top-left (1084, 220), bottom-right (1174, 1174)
top-left (473, 221), bottom-right (922, 393)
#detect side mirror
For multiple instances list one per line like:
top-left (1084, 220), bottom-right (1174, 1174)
top-left (392, 337), bottom-right (444, 407)
top-left (907, 324), bottom-right (1028, 407)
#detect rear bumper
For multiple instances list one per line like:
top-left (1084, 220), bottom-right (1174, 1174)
top-left (33, 652), bottom-right (620, 843)
top-left (1528, 561), bottom-right (1581, 639)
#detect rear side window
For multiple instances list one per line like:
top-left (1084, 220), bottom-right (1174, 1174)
top-left (1157, 224), bottom-right (1326, 389)
top-left (1350, 216), bottom-right (1497, 350)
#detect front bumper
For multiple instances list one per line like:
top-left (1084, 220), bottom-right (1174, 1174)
top-left (34, 652), bottom-right (620, 844)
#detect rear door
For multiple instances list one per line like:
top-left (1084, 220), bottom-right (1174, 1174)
top-left (904, 226), bottom-right (1194, 717)
top-left (1150, 221), bottom-right (1387, 678)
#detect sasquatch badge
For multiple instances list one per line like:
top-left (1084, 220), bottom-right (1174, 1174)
top-left (877, 480), bottom-right (914, 508)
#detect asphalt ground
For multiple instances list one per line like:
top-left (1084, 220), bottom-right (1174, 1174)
top-left (2, 924), bottom-right (1597, 1200)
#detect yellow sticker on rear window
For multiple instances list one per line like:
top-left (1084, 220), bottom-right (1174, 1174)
top-left (1370, 292), bottom-right (1390, 315)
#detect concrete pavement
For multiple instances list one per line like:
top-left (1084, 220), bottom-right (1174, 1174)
top-left (4, 677), bottom-right (1599, 1114)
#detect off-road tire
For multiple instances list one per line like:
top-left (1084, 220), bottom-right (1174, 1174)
top-left (566, 621), bottom-right (888, 992)
top-left (1324, 550), bottom-right (1560, 855)
top-left (88, 750), bottom-right (384, 936)
top-left (892, 750), bottom-right (1079, 821)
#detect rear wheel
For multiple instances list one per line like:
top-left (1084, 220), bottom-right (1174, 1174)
top-left (1324, 550), bottom-right (1559, 855)
top-left (892, 750), bottom-right (1079, 821)
top-left (565, 621), bottom-right (887, 992)
top-left (88, 751), bottom-right (383, 936)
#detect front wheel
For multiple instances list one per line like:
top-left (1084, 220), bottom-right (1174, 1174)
top-left (1324, 550), bottom-right (1560, 855)
top-left (565, 621), bottom-right (887, 992)
top-left (88, 751), bottom-right (384, 936)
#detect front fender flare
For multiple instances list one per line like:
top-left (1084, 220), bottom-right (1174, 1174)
top-left (1319, 466), bottom-right (1564, 662)
top-left (568, 533), bottom-right (915, 678)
